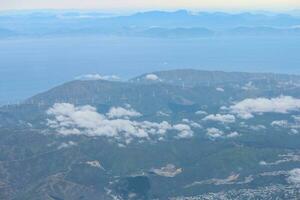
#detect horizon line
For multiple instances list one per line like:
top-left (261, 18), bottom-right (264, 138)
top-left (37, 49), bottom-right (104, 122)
top-left (0, 8), bottom-right (299, 15)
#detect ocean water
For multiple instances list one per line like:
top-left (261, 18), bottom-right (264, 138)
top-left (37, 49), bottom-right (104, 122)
top-left (0, 36), bottom-right (300, 104)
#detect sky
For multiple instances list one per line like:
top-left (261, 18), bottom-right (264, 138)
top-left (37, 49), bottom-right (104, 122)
top-left (0, 0), bottom-right (300, 11)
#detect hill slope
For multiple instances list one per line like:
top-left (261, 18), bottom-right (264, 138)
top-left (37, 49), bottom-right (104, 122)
top-left (0, 69), bottom-right (300, 199)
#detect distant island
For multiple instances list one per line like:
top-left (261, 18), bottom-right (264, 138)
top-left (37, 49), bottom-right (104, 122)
top-left (1, 10), bottom-right (300, 38)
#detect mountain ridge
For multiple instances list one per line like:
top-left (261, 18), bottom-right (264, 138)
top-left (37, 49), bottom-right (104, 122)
top-left (0, 69), bottom-right (300, 199)
top-left (1, 10), bottom-right (300, 38)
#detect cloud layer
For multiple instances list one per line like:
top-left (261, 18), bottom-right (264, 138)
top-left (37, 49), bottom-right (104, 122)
top-left (230, 96), bottom-right (300, 119)
top-left (206, 127), bottom-right (239, 139)
top-left (46, 103), bottom-right (194, 144)
top-left (287, 168), bottom-right (300, 185)
top-left (106, 107), bottom-right (141, 119)
top-left (203, 114), bottom-right (236, 123)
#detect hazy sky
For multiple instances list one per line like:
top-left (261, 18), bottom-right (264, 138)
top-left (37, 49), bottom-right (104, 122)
top-left (0, 0), bottom-right (299, 11)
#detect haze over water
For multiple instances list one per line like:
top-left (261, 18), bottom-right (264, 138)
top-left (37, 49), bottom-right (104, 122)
top-left (0, 35), bottom-right (300, 104)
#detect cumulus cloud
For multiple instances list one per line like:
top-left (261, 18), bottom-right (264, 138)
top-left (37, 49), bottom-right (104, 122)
top-left (249, 125), bottom-right (266, 131)
top-left (230, 96), bottom-right (300, 119)
top-left (206, 128), bottom-right (239, 139)
top-left (270, 118), bottom-right (300, 132)
top-left (181, 118), bottom-right (202, 128)
top-left (195, 110), bottom-right (207, 115)
top-left (46, 103), bottom-right (194, 143)
top-left (287, 168), bottom-right (300, 185)
top-left (106, 107), bottom-right (141, 119)
top-left (226, 131), bottom-right (239, 138)
top-left (203, 114), bottom-right (236, 123)
top-left (291, 129), bottom-right (299, 134)
top-left (206, 128), bottom-right (224, 138)
top-left (75, 74), bottom-right (120, 81)
top-left (271, 120), bottom-right (289, 128)
top-left (173, 124), bottom-right (193, 138)
top-left (145, 74), bottom-right (159, 81)
top-left (57, 141), bottom-right (77, 149)
top-left (240, 122), bottom-right (267, 131)
top-left (216, 87), bottom-right (224, 92)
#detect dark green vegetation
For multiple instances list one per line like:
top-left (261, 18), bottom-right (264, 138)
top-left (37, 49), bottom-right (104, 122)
top-left (0, 70), bottom-right (300, 199)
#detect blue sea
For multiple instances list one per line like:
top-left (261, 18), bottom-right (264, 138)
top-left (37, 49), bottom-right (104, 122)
top-left (0, 36), bottom-right (300, 105)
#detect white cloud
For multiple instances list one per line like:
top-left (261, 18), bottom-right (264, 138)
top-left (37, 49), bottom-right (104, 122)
top-left (291, 129), bottom-right (299, 134)
top-left (220, 106), bottom-right (228, 110)
top-left (293, 115), bottom-right (300, 121)
top-left (57, 141), bottom-right (77, 149)
top-left (156, 111), bottom-right (170, 117)
top-left (230, 96), bottom-right (300, 119)
top-left (249, 124), bottom-right (266, 131)
top-left (259, 170), bottom-right (287, 177)
top-left (182, 118), bottom-right (189, 123)
top-left (185, 174), bottom-right (240, 188)
top-left (190, 122), bottom-right (202, 129)
top-left (287, 168), bottom-right (300, 185)
top-left (173, 124), bottom-right (194, 138)
top-left (271, 120), bottom-right (289, 128)
top-left (259, 161), bottom-right (267, 166)
top-left (181, 118), bottom-right (202, 128)
top-left (86, 160), bottom-right (105, 170)
top-left (46, 103), bottom-right (194, 143)
top-left (216, 87), bottom-right (224, 92)
top-left (239, 122), bottom-right (266, 131)
top-left (241, 81), bottom-right (257, 91)
top-left (206, 128), bottom-right (224, 138)
top-left (75, 74), bottom-right (120, 81)
top-left (270, 118), bottom-right (300, 131)
top-left (206, 128), bottom-right (239, 138)
top-left (226, 131), bottom-right (239, 138)
top-left (195, 110), bottom-right (207, 115)
top-left (259, 153), bottom-right (300, 166)
top-left (106, 107), bottom-right (141, 119)
top-left (145, 74), bottom-right (159, 81)
top-left (203, 114), bottom-right (236, 123)
top-left (150, 164), bottom-right (182, 177)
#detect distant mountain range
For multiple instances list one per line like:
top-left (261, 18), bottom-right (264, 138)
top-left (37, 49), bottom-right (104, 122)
top-left (1, 10), bottom-right (300, 38)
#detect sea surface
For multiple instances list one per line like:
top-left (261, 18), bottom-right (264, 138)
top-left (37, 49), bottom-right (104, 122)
top-left (0, 36), bottom-right (300, 104)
